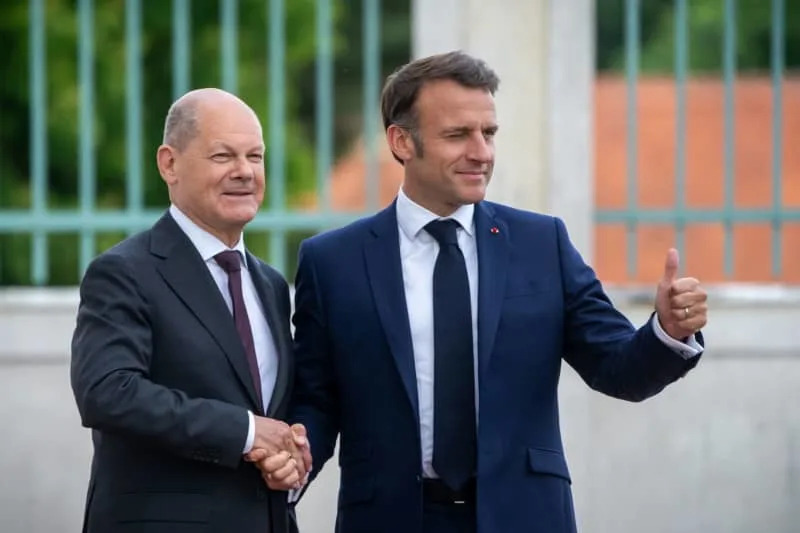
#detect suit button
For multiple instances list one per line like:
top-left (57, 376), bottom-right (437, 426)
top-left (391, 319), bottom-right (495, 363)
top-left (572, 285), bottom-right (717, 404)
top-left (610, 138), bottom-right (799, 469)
top-left (416, 475), bottom-right (422, 483)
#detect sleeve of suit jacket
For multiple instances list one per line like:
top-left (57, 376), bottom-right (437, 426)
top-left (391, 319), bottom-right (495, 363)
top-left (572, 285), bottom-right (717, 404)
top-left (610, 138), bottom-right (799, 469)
top-left (71, 252), bottom-right (249, 468)
top-left (290, 239), bottom-right (340, 482)
top-left (555, 217), bottom-right (701, 402)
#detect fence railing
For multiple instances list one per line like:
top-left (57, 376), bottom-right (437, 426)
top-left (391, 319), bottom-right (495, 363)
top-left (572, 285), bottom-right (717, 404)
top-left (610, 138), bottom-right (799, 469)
top-left (0, 0), bottom-right (385, 285)
top-left (595, 0), bottom-right (798, 282)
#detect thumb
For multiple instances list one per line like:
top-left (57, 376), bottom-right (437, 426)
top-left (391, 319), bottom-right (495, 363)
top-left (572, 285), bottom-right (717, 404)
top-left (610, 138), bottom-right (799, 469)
top-left (291, 423), bottom-right (307, 445)
top-left (662, 248), bottom-right (679, 283)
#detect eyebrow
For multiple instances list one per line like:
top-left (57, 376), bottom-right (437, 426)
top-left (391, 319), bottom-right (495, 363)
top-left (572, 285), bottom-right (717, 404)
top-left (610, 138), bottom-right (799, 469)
top-left (441, 126), bottom-right (471, 135)
top-left (209, 142), bottom-right (265, 153)
top-left (441, 125), bottom-right (499, 135)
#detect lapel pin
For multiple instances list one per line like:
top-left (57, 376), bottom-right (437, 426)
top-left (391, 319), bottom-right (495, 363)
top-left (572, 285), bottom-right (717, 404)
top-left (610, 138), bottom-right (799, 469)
top-left (490, 226), bottom-right (500, 235)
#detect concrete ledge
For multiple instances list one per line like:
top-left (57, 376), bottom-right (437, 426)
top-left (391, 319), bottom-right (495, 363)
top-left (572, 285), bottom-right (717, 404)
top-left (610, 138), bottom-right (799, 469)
top-left (606, 284), bottom-right (800, 356)
top-left (2, 285), bottom-right (798, 361)
top-left (607, 283), bottom-right (800, 308)
top-left (0, 288), bottom-right (79, 361)
top-left (0, 287), bottom-right (80, 309)
top-left (5, 283), bottom-right (797, 310)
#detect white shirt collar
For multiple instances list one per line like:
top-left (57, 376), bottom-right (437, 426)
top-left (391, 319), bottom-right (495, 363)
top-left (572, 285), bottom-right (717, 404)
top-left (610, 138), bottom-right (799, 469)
top-left (396, 187), bottom-right (475, 241)
top-left (169, 204), bottom-right (248, 269)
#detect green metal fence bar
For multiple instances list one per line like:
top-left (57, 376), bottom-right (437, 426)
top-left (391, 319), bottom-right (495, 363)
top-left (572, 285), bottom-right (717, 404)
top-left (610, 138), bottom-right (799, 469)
top-left (172, 0), bottom-right (191, 99)
top-left (363, 0), bottom-right (381, 211)
top-left (221, 0), bottom-right (238, 94)
top-left (78, 0), bottom-right (96, 275)
top-left (268, 0), bottom-right (287, 273)
top-left (771, 0), bottom-right (784, 278)
top-left (29, 0), bottom-right (48, 285)
top-left (316, 0), bottom-right (333, 212)
top-left (126, 0), bottom-right (144, 220)
top-left (316, 0), bottom-right (334, 211)
top-left (0, 210), bottom-right (371, 233)
top-left (596, 207), bottom-right (800, 224)
top-left (723, 0), bottom-right (736, 277)
top-left (674, 0), bottom-right (688, 271)
top-left (624, 0), bottom-right (639, 278)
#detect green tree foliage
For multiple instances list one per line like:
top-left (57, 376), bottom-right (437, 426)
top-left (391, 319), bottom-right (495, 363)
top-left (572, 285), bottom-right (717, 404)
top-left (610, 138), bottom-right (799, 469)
top-left (597, 0), bottom-right (800, 73)
top-left (0, 0), bottom-right (410, 285)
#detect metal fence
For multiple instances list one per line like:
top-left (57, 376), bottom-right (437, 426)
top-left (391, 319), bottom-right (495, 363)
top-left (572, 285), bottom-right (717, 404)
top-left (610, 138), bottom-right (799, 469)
top-left (595, 0), bottom-right (798, 280)
top-left (2, 0), bottom-right (798, 285)
top-left (0, 0), bottom-right (384, 285)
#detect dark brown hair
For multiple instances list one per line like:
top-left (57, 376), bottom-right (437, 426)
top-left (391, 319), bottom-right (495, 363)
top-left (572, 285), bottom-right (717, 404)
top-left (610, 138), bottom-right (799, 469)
top-left (381, 50), bottom-right (499, 129)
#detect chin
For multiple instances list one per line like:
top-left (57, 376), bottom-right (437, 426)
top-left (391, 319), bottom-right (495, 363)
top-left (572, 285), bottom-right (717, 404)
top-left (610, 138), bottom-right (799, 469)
top-left (460, 188), bottom-right (487, 205)
top-left (224, 206), bottom-right (258, 225)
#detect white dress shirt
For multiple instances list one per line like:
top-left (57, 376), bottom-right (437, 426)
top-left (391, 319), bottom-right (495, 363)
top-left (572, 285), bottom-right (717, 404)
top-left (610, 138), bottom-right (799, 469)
top-left (169, 205), bottom-right (278, 453)
top-left (396, 189), bottom-right (479, 479)
top-left (394, 189), bottom-right (702, 479)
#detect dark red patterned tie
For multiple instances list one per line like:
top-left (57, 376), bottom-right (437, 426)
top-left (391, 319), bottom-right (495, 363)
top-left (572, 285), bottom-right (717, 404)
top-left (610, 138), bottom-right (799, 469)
top-left (214, 250), bottom-right (262, 408)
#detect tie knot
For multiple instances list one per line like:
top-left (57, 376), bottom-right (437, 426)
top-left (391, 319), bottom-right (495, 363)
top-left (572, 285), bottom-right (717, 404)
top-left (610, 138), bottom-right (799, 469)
top-left (424, 219), bottom-right (460, 246)
top-left (214, 250), bottom-right (243, 273)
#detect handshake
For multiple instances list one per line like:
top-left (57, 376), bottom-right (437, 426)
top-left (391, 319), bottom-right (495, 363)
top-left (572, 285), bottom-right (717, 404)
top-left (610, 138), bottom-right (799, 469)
top-left (243, 416), bottom-right (313, 492)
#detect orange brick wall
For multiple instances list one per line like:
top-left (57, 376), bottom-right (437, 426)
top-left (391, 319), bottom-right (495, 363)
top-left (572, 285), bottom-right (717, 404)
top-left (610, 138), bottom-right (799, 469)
top-left (594, 75), bottom-right (800, 283)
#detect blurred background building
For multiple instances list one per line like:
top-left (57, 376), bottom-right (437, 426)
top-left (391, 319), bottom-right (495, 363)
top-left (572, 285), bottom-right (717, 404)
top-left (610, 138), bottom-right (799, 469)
top-left (1, 0), bottom-right (798, 532)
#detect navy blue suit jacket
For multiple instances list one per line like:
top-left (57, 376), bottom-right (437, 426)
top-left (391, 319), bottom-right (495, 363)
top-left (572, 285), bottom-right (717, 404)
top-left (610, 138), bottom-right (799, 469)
top-left (291, 201), bottom-right (700, 533)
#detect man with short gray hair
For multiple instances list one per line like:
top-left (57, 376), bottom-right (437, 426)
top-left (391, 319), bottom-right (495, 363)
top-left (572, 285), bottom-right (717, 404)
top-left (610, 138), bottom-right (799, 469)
top-left (71, 88), bottom-right (309, 533)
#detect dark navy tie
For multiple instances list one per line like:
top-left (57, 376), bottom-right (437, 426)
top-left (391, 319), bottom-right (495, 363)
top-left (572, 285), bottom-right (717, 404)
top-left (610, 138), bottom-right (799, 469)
top-left (424, 219), bottom-right (476, 491)
top-left (214, 250), bottom-right (263, 409)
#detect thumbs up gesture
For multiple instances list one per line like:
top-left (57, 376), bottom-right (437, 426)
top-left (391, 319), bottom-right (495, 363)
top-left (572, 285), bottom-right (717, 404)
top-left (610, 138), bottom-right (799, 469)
top-left (654, 248), bottom-right (708, 340)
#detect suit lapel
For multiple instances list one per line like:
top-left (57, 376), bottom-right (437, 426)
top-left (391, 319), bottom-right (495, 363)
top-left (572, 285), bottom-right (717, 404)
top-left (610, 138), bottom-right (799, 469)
top-left (150, 213), bottom-right (262, 411)
top-left (363, 203), bottom-right (420, 420)
top-left (247, 253), bottom-right (292, 418)
top-left (475, 202), bottom-right (509, 377)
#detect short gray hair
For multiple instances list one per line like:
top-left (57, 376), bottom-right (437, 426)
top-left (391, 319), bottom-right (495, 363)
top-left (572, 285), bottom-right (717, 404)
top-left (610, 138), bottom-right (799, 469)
top-left (162, 98), bottom-right (199, 151)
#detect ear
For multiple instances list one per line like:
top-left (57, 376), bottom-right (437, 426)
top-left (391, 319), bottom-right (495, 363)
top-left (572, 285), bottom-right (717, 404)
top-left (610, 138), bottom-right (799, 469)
top-left (156, 145), bottom-right (178, 185)
top-left (386, 124), bottom-right (415, 163)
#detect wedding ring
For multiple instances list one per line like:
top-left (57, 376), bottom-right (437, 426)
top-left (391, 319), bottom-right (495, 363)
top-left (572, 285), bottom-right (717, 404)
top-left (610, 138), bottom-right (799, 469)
top-left (683, 306), bottom-right (690, 319)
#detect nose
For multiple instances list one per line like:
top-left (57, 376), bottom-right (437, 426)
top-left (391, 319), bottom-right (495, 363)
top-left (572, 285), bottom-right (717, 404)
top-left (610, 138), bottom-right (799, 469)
top-left (466, 133), bottom-right (493, 163)
top-left (232, 154), bottom-right (255, 180)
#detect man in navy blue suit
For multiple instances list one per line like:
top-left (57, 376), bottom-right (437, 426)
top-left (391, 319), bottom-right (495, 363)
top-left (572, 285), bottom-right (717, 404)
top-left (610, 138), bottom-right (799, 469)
top-left (290, 51), bottom-right (708, 533)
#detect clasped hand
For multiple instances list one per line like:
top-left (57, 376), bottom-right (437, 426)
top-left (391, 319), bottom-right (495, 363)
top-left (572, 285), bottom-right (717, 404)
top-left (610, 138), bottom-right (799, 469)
top-left (243, 418), bottom-right (312, 492)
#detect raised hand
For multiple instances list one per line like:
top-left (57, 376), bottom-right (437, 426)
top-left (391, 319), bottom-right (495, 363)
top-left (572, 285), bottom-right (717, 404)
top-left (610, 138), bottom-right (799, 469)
top-left (654, 248), bottom-right (708, 340)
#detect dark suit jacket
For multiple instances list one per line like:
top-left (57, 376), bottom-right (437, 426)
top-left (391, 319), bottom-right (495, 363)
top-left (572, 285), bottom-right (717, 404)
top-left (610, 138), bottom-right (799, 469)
top-left (71, 212), bottom-right (296, 533)
top-left (290, 200), bottom-right (702, 533)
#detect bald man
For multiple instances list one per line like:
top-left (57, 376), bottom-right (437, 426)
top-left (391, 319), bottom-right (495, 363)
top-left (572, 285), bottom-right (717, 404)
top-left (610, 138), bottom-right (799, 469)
top-left (71, 88), bottom-right (307, 533)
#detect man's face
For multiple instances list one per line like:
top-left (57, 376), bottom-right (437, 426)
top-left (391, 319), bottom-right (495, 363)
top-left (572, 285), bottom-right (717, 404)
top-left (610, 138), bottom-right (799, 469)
top-left (166, 100), bottom-right (265, 243)
top-left (400, 79), bottom-right (497, 216)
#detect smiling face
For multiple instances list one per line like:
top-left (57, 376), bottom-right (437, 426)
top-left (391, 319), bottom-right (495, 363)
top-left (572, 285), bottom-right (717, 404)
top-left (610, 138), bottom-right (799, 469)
top-left (388, 79), bottom-right (498, 217)
top-left (157, 91), bottom-right (265, 247)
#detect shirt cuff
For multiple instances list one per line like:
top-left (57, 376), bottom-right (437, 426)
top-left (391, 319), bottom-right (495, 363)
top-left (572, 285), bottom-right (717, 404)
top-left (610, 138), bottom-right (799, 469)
top-left (242, 411), bottom-right (255, 453)
top-left (650, 315), bottom-right (703, 359)
top-left (287, 473), bottom-right (309, 503)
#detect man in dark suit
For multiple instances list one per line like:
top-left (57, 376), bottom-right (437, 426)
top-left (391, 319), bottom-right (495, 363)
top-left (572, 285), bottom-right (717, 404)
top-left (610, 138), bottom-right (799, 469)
top-left (71, 88), bottom-right (309, 533)
top-left (290, 51), bottom-right (708, 533)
